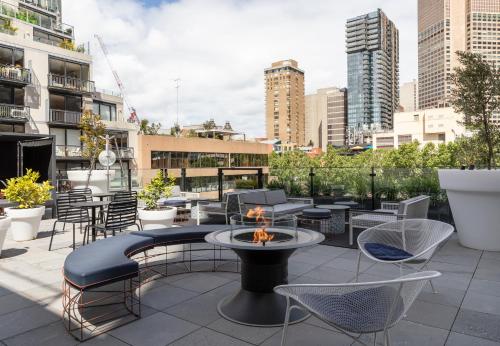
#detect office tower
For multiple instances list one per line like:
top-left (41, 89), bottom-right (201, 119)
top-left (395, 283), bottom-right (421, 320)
top-left (400, 80), bottom-right (419, 112)
top-left (265, 59), bottom-right (305, 146)
top-left (305, 87), bottom-right (347, 151)
top-left (418, 0), bottom-right (500, 110)
top-left (346, 9), bottom-right (399, 143)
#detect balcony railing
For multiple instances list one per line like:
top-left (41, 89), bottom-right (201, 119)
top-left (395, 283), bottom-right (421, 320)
top-left (48, 73), bottom-right (95, 93)
top-left (56, 145), bottom-right (135, 159)
top-left (115, 147), bottom-right (134, 159)
top-left (0, 103), bottom-right (30, 120)
top-left (49, 109), bottom-right (82, 124)
top-left (0, 64), bottom-right (31, 84)
top-left (19, 0), bottom-right (59, 14)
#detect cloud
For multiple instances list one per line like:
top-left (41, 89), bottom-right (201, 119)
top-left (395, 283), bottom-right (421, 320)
top-left (62, 0), bottom-right (418, 137)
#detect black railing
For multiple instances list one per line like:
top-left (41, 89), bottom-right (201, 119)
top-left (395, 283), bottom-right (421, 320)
top-left (0, 64), bottom-right (31, 84)
top-left (48, 73), bottom-right (95, 93)
top-left (49, 109), bottom-right (82, 124)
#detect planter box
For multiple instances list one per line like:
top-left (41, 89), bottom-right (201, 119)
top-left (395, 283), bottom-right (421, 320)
top-left (439, 169), bottom-right (500, 251)
top-left (5, 206), bottom-right (45, 242)
top-left (138, 207), bottom-right (177, 230)
top-left (67, 170), bottom-right (116, 194)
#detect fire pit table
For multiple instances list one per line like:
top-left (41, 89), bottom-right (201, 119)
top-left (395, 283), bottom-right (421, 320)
top-left (205, 215), bottom-right (324, 327)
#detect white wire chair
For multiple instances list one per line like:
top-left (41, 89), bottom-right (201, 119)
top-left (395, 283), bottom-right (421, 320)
top-left (274, 271), bottom-right (441, 346)
top-left (355, 219), bottom-right (454, 293)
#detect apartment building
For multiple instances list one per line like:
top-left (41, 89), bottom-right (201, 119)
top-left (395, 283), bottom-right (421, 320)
top-left (0, 0), bottom-right (136, 180)
top-left (372, 107), bottom-right (466, 149)
top-left (265, 59), bottom-right (305, 146)
top-left (400, 79), bottom-right (419, 112)
top-left (346, 9), bottom-right (399, 141)
top-left (305, 87), bottom-right (347, 151)
top-left (418, 0), bottom-right (500, 110)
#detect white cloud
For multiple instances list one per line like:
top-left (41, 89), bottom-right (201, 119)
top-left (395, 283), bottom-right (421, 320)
top-left (62, 0), bottom-right (418, 137)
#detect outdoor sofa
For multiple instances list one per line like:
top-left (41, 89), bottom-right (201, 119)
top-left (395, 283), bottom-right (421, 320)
top-left (239, 189), bottom-right (313, 219)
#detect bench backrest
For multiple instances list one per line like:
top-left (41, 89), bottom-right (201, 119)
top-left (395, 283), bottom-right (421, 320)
top-left (398, 195), bottom-right (430, 218)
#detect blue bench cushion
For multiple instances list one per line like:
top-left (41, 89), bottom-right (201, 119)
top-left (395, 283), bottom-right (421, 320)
top-left (299, 286), bottom-right (404, 333)
top-left (364, 243), bottom-right (413, 261)
top-left (303, 208), bottom-right (331, 219)
top-left (132, 224), bottom-right (229, 245)
top-left (64, 234), bottom-right (154, 288)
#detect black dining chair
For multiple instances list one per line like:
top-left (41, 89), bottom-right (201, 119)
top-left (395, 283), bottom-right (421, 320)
top-left (69, 188), bottom-right (93, 201)
top-left (85, 199), bottom-right (141, 242)
top-left (112, 191), bottom-right (138, 202)
top-left (49, 193), bottom-right (90, 251)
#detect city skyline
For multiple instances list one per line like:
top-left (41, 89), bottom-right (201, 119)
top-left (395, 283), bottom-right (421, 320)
top-left (62, 0), bottom-right (419, 137)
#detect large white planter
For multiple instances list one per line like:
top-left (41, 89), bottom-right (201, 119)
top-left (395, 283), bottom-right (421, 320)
top-left (439, 169), bottom-right (500, 251)
top-left (138, 207), bottom-right (177, 230)
top-left (5, 206), bottom-right (45, 242)
top-left (0, 217), bottom-right (12, 257)
top-left (67, 170), bottom-right (116, 194)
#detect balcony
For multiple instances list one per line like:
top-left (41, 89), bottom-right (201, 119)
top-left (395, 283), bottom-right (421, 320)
top-left (49, 109), bottom-right (82, 125)
top-left (48, 73), bottom-right (95, 94)
top-left (55, 145), bottom-right (134, 159)
top-left (0, 103), bottom-right (30, 122)
top-left (0, 64), bottom-right (31, 85)
top-left (19, 0), bottom-right (59, 14)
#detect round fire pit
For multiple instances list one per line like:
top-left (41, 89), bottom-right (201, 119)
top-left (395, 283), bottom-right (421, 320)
top-left (205, 222), bottom-right (324, 327)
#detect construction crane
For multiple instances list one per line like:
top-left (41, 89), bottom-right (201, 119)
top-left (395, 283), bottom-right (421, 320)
top-left (94, 34), bottom-right (140, 125)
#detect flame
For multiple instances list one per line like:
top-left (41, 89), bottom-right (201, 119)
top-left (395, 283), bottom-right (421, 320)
top-left (253, 228), bottom-right (274, 244)
top-left (246, 207), bottom-right (265, 223)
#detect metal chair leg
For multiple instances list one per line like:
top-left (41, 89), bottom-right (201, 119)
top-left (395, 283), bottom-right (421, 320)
top-left (355, 251), bottom-right (362, 282)
top-left (72, 224), bottom-right (76, 250)
top-left (48, 220), bottom-right (58, 251)
top-left (281, 298), bottom-right (291, 346)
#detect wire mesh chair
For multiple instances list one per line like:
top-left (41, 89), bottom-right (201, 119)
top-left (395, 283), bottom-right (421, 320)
top-left (355, 219), bottom-right (454, 293)
top-left (85, 199), bottom-right (141, 242)
top-left (49, 193), bottom-right (90, 251)
top-left (274, 271), bottom-right (441, 346)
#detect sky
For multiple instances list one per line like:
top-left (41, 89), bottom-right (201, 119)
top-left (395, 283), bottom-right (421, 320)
top-left (61, 0), bottom-right (418, 137)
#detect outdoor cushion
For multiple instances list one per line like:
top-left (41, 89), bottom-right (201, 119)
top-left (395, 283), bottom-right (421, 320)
top-left (261, 203), bottom-right (309, 215)
top-left (161, 199), bottom-right (186, 207)
top-left (374, 209), bottom-right (398, 215)
top-left (132, 224), bottom-right (229, 245)
top-left (364, 243), bottom-right (414, 261)
top-left (303, 208), bottom-right (331, 219)
top-left (352, 213), bottom-right (398, 224)
top-left (265, 190), bottom-right (287, 205)
top-left (64, 234), bottom-right (154, 288)
top-left (299, 286), bottom-right (404, 333)
top-left (240, 191), bottom-right (267, 205)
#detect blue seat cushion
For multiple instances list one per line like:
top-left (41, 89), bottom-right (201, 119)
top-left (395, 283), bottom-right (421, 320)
top-left (364, 243), bottom-right (413, 261)
top-left (299, 286), bottom-right (404, 333)
top-left (64, 234), bottom-right (154, 289)
top-left (131, 224), bottom-right (229, 245)
top-left (302, 208), bottom-right (331, 219)
top-left (161, 199), bottom-right (186, 207)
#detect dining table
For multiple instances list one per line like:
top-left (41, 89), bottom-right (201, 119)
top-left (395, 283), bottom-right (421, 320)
top-left (70, 200), bottom-right (110, 242)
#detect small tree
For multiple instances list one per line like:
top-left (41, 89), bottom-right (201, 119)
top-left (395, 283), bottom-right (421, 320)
top-left (449, 51), bottom-right (500, 169)
top-left (138, 170), bottom-right (175, 210)
top-left (139, 119), bottom-right (161, 135)
top-left (79, 111), bottom-right (106, 186)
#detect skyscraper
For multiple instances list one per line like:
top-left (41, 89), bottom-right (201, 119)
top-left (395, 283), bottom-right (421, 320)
top-left (400, 80), bottom-right (419, 112)
top-left (305, 87), bottom-right (347, 151)
top-left (418, 0), bottom-right (500, 110)
top-left (265, 59), bottom-right (305, 146)
top-left (346, 9), bottom-right (399, 143)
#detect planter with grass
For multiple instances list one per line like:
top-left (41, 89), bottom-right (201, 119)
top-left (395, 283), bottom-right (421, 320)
top-left (2, 169), bottom-right (53, 242)
top-left (138, 170), bottom-right (177, 230)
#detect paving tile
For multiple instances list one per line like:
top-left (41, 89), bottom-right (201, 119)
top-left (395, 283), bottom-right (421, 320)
top-left (453, 309), bottom-right (500, 342)
top-left (287, 259), bottom-right (320, 276)
top-left (289, 252), bottom-right (331, 266)
top-left (207, 318), bottom-right (280, 345)
top-left (428, 260), bottom-right (477, 274)
top-left (0, 304), bottom-right (60, 340)
top-left (109, 312), bottom-right (199, 346)
top-left (387, 320), bottom-right (449, 346)
top-left (321, 256), bottom-right (374, 272)
top-left (169, 272), bottom-right (233, 293)
top-left (482, 251), bottom-right (500, 262)
top-left (260, 321), bottom-right (353, 346)
top-left (475, 269), bottom-right (500, 283)
top-left (462, 291), bottom-right (500, 316)
top-left (2, 321), bottom-right (76, 346)
top-left (169, 327), bottom-right (252, 346)
top-left (142, 283), bottom-right (199, 310)
top-left (405, 299), bottom-right (458, 330)
top-left (300, 266), bottom-right (355, 283)
top-left (469, 279), bottom-right (500, 298)
top-left (0, 293), bottom-right (36, 316)
top-left (446, 332), bottom-right (500, 346)
top-left (79, 333), bottom-right (130, 346)
top-left (418, 285), bottom-right (466, 308)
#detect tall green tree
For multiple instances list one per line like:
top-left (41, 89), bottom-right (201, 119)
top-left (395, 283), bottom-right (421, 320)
top-left (79, 111), bottom-right (106, 186)
top-left (449, 51), bottom-right (500, 169)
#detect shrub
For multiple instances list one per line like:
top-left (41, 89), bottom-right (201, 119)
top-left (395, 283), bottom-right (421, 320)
top-left (138, 170), bottom-right (175, 210)
top-left (1, 169), bottom-right (53, 209)
top-left (235, 179), bottom-right (257, 189)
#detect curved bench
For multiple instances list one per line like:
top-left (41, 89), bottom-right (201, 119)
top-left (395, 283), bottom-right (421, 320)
top-left (63, 224), bottom-right (232, 341)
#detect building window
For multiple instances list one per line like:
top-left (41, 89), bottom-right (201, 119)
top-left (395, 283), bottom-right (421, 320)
top-left (0, 123), bottom-right (24, 133)
top-left (93, 101), bottom-right (117, 121)
top-left (398, 135), bottom-right (412, 145)
top-left (49, 57), bottom-right (90, 80)
top-left (151, 151), bottom-right (268, 169)
top-left (0, 85), bottom-right (24, 105)
top-left (0, 45), bottom-right (24, 66)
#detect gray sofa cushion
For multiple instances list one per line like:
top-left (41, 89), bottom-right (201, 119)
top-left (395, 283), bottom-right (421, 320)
top-left (262, 203), bottom-right (310, 215)
top-left (64, 234), bottom-right (154, 289)
top-left (132, 224), bottom-right (230, 245)
top-left (265, 190), bottom-right (287, 205)
top-left (240, 191), bottom-right (266, 205)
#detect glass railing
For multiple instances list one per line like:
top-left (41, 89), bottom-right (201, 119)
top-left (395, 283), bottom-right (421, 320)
top-left (19, 0), bottom-right (59, 14)
top-left (0, 64), bottom-right (31, 84)
top-left (55, 145), bottom-right (134, 160)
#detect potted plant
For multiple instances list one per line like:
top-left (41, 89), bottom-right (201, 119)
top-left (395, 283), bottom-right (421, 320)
top-left (438, 51), bottom-right (500, 250)
top-left (67, 111), bottom-right (114, 194)
top-left (137, 170), bottom-right (177, 230)
top-left (2, 169), bottom-right (53, 242)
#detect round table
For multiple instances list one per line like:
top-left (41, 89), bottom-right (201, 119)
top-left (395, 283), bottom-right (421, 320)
top-left (334, 201), bottom-right (359, 209)
top-left (71, 201), bottom-right (110, 242)
top-left (316, 205), bottom-right (350, 234)
top-left (92, 192), bottom-right (116, 201)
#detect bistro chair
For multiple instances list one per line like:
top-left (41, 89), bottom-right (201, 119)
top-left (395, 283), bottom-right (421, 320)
top-left (355, 219), bottom-right (454, 293)
top-left (49, 193), bottom-right (90, 251)
top-left (69, 188), bottom-right (93, 201)
top-left (275, 271), bottom-right (441, 346)
top-left (84, 199), bottom-right (141, 243)
top-left (112, 190), bottom-right (138, 202)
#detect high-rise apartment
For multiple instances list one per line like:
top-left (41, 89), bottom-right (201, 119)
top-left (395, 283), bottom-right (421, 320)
top-left (418, 0), bottom-right (500, 110)
top-left (305, 87), bottom-right (347, 151)
top-left (265, 59), bottom-right (305, 146)
top-left (0, 0), bottom-right (136, 182)
top-left (346, 9), bottom-right (399, 142)
top-left (400, 79), bottom-right (419, 112)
